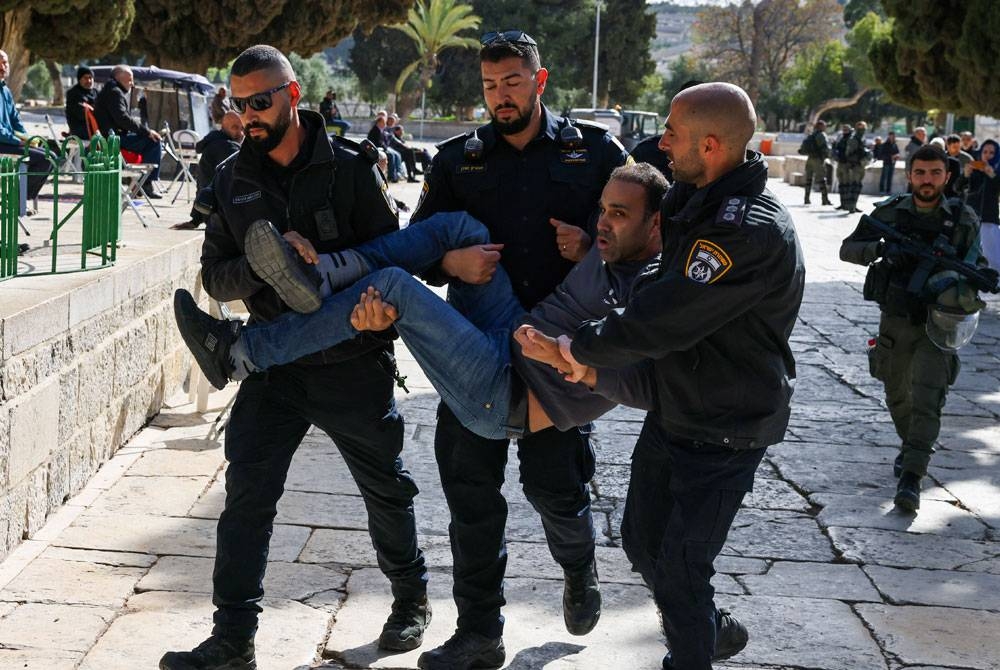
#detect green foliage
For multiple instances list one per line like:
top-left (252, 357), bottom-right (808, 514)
top-left (123, 0), bottom-right (412, 73)
top-left (287, 52), bottom-right (333, 106)
top-left (845, 11), bottom-right (889, 88)
top-left (390, 0), bottom-right (481, 96)
top-left (600, 0), bottom-right (657, 106)
top-left (25, 0), bottom-right (135, 62)
top-left (662, 54), bottom-right (710, 101)
top-left (843, 0), bottom-right (884, 28)
top-left (20, 60), bottom-right (52, 100)
top-left (867, 0), bottom-right (1000, 114)
top-left (349, 26), bottom-right (418, 104)
top-left (784, 40), bottom-right (848, 111)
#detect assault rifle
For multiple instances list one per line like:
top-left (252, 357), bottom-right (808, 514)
top-left (861, 214), bottom-right (1000, 295)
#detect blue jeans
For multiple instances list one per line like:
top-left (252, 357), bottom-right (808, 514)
top-left (385, 147), bottom-right (402, 181)
top-left (241, 213), bottom-right (529, 439)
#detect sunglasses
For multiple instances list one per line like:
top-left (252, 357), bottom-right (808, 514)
top-left (480, 30), bottom-right (537, 47)
top-left (229, 81), bottom-right (292, 113)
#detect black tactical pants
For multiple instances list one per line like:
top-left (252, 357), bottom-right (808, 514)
top-left (434, 402), bottom-right (596, 638)
top-left (212, 349), bottom-right (427, 639)
top-left (622, 416), bottom-right (766, 670)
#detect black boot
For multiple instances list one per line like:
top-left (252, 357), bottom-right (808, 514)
top-left (173, 289), bottom-right (240, 390)
top-left (804, 188), bottom-right (811, 205)
top-left (159, 634), bottom-right (255, 670)
top-left (821, 188), bottom-right (832, 206)
top-left (417, 630), bottom-right (505, 670)
top-left (563, 559), bottom-right (601, 635)
top-left (893, 452), bottom-right (904, 479)
top-left (244, 219), bottom-right (323, 314)
top-left (378, 595), bottom-right (432, 651)
top-left (713, 608), bottom-right (749, 660)
top-left (894, 471), bottom-right (922, 512)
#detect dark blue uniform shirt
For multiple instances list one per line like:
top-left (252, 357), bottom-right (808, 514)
top-left (412, 104), bottom-right (628, 309)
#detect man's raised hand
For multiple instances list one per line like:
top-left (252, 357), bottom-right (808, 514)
top-left (441, 243), bottom-right (504, 284)
top-left (350, 286), bottom-right (399, 332)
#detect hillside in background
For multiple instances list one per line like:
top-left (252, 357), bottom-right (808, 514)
top-left (650, 2), bottom-right (699, 73)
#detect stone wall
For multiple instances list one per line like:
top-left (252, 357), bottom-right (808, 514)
top-left (0, 238), bottom-right (203, 559)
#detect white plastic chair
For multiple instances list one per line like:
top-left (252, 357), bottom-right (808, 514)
top-left (163, 124), bottom-right (200, 204)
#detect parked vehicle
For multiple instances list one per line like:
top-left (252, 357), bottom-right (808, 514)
top-left (569, 108), bottom-right (660, 151)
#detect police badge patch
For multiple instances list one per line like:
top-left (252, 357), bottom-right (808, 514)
top-left (415, 181), bottom-right (430, 213)
top-left (685, 239), bottom-right (733, 284)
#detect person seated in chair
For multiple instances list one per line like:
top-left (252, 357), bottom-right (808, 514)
top-left (172, 111), bottom-right (244, 230)
top-left (0, 49), bottom-right (51, 206)
top-left (65, 66), bottom-right (97, 140)
top-left (93, 64), bottom-right (163, 198)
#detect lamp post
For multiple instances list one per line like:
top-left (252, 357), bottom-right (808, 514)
top-left (592, 0), bottom-right (604, 109)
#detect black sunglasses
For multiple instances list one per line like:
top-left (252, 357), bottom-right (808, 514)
top-left (229, 81), bottom-right (292, 113)
top-left (480, 30), bottom-right (537, 47)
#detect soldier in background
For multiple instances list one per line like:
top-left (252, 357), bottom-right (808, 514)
top-left (799, 119), bottom-right (831, 205)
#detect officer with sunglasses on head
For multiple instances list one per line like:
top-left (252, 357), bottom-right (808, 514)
top-left (160, 44), bottom-right (428, 670)
top-left (410, 30), bottom-right (628, 670)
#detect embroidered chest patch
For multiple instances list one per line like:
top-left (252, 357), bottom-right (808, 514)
top-left (559, 148), bottom-right (590, 165)
top-left (233, 191), bottom-right (262, 205)
top-left (685, 239), bottom-right (733, 284)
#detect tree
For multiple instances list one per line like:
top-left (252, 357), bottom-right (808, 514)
top-left (869, 0), bottom-right (1000, 116)
top-left (0, 1), bottom-right (135, 98)
top-left (692, 0), bottom-right (842, 106)
top-left (842, 0), bottom-right (884, 28)
top-left (348, 26), bottom-right (418, 112)
top-left (124, 0), bottom-right (413, 74)
top-left (598, 0), bottom-right (657, 107)
top-left (390, 0), bottom-right (480, 119)
top-left (287, 52), bottom-right (334, 107)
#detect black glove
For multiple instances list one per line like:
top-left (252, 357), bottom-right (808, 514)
top-left (879, 240), bottom-right (906, 265)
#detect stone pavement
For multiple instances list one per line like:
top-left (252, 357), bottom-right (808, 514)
top-left (0, 176), bottom-right (998, 670)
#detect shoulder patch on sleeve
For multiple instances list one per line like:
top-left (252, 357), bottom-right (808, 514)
top-left (715, 196), bottom-right (747, 227)
top-left (685, 239), bottom-right (733, 284)
top-left (435, 132), bottom-right (473, 150)
top-left (415, 180), bottom-right (430, 213)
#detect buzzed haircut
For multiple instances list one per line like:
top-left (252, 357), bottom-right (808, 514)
top-left (481, 38), bottom-right (541, 72)
top-left (675, 82), bottom-right (756, 159)
top-left (946, 134), bottom-right (961, 145)
top-left (609, 162), bottom-right (668, 216)
top-left (908, 145), bottom-right (948, 171)
top-left (231, 44), bottom-right (294, 78)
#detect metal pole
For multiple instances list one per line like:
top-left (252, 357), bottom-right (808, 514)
top-left (420, 88), bottom-right (426, 141)
top-left (592, 1), bottom-right (603, 109)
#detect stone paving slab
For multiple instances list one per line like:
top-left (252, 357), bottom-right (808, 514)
top-left (0, 602), bottom-right (113, 652)
top-left (725, 509), bottom-right (836, 562)
top-left (326, 568), bottom-right (667, 670)
top-left (863, 565), bottom-right (1000, 610)
top-left (856, 604), bottom-right (1000, 669)
top-left (0, 556), bottom-right (146, 608)
top-left (78, 591), bottom-right (329, 670)
top-left (741, 561), bottom-right (882, 602)
top-left (813, 492), bottom-right (989, 539)
top-left (829, 526), bottom-right (1000, 572)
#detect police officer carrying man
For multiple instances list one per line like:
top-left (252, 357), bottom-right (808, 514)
top-left (410, 30), bottom-right (628, 670)
top-left (541, 82), bottom-right (804, 670)
top-left (800, 119), bottom-right (832, 206)
top-left (161, 45), bottom-right (429, 670)
top-left (840, 144), bottom-right (988, 512)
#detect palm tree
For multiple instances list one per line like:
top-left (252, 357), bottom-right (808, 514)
top-left (392, 0), bottom-right (480, 124)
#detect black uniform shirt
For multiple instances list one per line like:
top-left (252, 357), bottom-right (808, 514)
top-left (412, 104), bottom-right (628, 309)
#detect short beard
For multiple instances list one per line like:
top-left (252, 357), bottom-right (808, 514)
top-left (490, 91), bottom-right (537, 136)
top-left (912, 184), bottom-right (943, 205)
top-left (244, 116), bottom-right (290, 155)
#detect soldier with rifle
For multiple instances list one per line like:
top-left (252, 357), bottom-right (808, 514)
top-left (840, 145), bottom-right (996, 512)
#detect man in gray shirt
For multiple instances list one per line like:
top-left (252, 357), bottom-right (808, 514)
top-left (174, 162), bottom-right (666, 438)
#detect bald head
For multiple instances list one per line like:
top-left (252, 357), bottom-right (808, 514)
top-left (671, 83), bottom-right (756, 161)
top-left (221, 111), bottom-right (244, 141)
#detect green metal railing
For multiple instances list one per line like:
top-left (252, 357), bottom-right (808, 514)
top-left (0, 134), bottom-right (121, 282)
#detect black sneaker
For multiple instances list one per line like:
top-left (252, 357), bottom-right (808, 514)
top-left (893, 452), bottom-right (904, 479)
top-left (173, 289), bottom-right (239, 390)
top-left (894, 471), bottom-right (921, 512)
top-left (713, 608), bottom-right (749, 660)
top-left (159, 634), bottom-right (256, 669)
top-left (378, 595), bottom-right (432, 651)
top-left (660, 608), bottom-right (748, 668)
top-left (417, 630), bottom-right (505, 670)
top-left (563, 560), bottom-right (601, 635)
top-left (244, 220), bottom-right (322, 314)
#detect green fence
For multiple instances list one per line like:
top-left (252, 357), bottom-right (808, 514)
top-left (0, 134), bottom-right (121, 282)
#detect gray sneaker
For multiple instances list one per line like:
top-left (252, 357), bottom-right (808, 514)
top-left (244, 220), bottom-right (322, 314)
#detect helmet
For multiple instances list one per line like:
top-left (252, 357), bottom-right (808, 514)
top-left (926, 304), bottom-right (979, 352)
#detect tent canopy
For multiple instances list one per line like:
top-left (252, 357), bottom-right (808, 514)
top-left (89, 65), bottom-right (215, 96)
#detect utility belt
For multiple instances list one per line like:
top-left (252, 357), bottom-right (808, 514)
top-left (863, 262), bottom-right (925, 321)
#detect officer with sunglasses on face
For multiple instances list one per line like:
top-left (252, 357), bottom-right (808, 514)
top-left (160, 44), bottom-right (428, 670)
top-left (410, 30), bottom-right (628, 670)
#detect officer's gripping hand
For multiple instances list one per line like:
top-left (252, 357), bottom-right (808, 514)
top-left (513, 325), bottom-right (573, 375)
top-left (556, 335), bottom-right (591, 384)
top-left (878, 240), bottom-right (906, 265)
top-left (551, 218), bottom-right (591, 262)
top-left (441, 243), bottom-right (504, 284)
top-left (350, 287), bottom-right (398, 332)
top-left (283, 230), bottom-right (320, 264)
